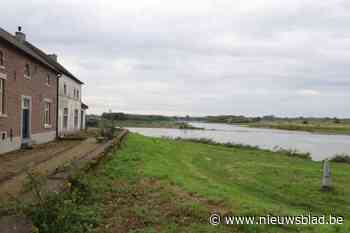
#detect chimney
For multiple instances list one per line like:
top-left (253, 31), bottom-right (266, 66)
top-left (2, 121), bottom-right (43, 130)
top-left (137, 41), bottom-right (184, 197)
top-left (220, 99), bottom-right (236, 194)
top-left (48, 54), bottom-right (58, 62)
top-left (15, 26), bottom-right (26, 43)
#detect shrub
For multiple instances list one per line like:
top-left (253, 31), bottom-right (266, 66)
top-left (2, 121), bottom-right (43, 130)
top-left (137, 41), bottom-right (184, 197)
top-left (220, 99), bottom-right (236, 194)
top-left (174, 137), bottom-right (259, 150)
top-left (331, 154), bottom-right (350, 164)
top-left (15, 173), bottom-right (102, 233)
top-left (273, 147), bottom-right (311, 160)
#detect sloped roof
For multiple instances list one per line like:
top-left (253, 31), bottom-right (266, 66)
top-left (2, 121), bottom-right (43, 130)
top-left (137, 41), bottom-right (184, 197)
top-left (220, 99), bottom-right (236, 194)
top-left (25, 42), bottom-right (84, 85)
top-left (82, 103), bottom-right (89, 109)
top-left (0, 27), bottom-right (59, 73)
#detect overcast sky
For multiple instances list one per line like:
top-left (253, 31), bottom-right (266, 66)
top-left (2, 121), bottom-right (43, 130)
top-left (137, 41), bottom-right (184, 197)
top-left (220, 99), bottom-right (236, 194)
top-left (1, 0), bottom-right (350, 117)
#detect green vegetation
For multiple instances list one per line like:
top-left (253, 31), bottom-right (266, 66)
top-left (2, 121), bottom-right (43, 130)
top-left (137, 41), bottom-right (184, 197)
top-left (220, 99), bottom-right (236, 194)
top-left (111, 120), bottom-right (202, 129)
top-left (88, 112), bottom-right (350, 135)
top-left (205, 115), bottom-right (261, 124)
top-left (331, 154), bottom-right (350, 164)
top-left (171, 137), bottom-right (312, 160)
top-left (108, 134), bottom-right (350, 233)
top-left (9, 133), bottom-right (349, 233)
top-left (88, 112), bottom-right (204, 129)
top-left (249, 121), bottom-right (350, 135)
top-left (203, 115), bottom-right (350, 135)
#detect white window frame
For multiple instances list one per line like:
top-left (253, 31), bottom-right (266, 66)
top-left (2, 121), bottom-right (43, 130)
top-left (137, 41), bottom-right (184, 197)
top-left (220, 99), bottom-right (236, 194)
top-left (21, 95), bottom-right (32, 140)
top-left (63, 107), bottom-right (69, 129)
top-left (74, 109), bottom-right (79, 129)
top-left (43, 99), bottom-right (52, 128)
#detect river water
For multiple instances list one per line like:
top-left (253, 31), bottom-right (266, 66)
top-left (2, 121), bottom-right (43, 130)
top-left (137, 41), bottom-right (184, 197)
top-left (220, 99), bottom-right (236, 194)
top-left (127, 122), bottom-right (350, 161)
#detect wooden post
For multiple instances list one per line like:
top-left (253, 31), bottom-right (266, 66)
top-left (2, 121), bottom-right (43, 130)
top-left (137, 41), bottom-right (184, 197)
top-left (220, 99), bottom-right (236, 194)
top-left (322, 159), bottom-right (332, 191)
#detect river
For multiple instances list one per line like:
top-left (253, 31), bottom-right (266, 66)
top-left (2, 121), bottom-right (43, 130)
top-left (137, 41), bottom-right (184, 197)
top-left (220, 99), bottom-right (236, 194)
top-left (127, 122), bottom-right (350, 161)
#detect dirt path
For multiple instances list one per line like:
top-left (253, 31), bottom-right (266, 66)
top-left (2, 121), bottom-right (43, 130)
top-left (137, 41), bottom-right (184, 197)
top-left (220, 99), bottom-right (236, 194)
top-left (0, 138), bottom-right (102, 200)
top-left (0, 140), bottom-right (79, 183)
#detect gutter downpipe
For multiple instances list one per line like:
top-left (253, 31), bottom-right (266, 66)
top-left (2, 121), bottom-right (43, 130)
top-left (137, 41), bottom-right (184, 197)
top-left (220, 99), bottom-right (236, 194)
top-left (56, 73), bottom-right (61, 139)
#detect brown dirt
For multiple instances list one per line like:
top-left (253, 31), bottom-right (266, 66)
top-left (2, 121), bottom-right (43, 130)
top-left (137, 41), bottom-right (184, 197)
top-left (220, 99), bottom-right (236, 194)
top-left (0, 216), bottom-right (35, 233)
top-left (97, 178), bottom-right (241, 233)
top-left (0, 140), bottom-right (79, 183)
top-left (0, 138), bottom-right (102, 200)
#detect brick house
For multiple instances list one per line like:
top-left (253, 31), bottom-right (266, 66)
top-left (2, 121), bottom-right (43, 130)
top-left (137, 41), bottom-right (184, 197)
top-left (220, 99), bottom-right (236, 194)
top-left (0, 27), bottom-right (60, 154)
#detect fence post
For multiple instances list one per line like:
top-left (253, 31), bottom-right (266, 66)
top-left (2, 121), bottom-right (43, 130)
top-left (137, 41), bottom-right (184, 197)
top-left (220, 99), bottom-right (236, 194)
top-left (322, 159), bottom-right (332, 191)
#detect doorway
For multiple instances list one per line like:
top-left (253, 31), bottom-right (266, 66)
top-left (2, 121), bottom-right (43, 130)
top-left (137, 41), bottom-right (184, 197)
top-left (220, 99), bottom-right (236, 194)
top-left (21, 96), bottom-right (31, 140)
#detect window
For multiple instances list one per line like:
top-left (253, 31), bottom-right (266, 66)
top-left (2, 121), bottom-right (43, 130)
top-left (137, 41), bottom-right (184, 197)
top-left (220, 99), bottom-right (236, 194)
top-left (1, 131), bottom-right (6, 141)
top-left (64, 84), bottom-right (67, 96)
top-left (0, 51), bottom-right (4, 67)
top-left (63, 108), bottom-right (68, 129)
top-left (46, 74), bottom-right (50, 86)
top-left (77, 90), bottom-right (80, 100)
top-left (0, 78), bottom-right (4, 114)
top-left (74, 109), bottom-right (79, 129)
top-left (24, 64), bottom-right (31, 78)
top-left (73, 88), bottom-right (76, 98)
top-left (44, 101), bottom-right (51, 127)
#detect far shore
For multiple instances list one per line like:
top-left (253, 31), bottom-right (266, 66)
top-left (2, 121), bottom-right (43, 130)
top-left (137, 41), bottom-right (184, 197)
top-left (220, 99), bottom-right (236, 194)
top-left (245, 122), bottom-right (350, 136)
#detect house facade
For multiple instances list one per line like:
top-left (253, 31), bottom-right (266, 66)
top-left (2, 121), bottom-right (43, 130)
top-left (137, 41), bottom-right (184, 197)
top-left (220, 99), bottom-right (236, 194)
top-left (25, 45), bottom-right (87, 136)
top-left (0, 27), bottom-right (60, 154)
top-left (57, 72), bottom-right (85, 136)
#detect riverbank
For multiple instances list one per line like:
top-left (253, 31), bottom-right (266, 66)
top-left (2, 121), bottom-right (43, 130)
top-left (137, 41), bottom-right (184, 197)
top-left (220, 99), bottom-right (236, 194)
top-left (247, 122), bottom-right (350, 135)
top-left (113, 120), bottom-right (203, 130)
top-left (7, 133), bottom-right (349, 233)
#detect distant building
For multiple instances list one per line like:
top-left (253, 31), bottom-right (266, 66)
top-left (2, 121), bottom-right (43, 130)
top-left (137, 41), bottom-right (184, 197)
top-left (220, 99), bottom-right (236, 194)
top-left (0, 27), bottom-right (60, 154)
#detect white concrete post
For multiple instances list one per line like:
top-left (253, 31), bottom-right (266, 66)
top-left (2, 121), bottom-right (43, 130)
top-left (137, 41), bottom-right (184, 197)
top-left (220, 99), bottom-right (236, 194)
top-left (322, 159), bottom-right (332, 191)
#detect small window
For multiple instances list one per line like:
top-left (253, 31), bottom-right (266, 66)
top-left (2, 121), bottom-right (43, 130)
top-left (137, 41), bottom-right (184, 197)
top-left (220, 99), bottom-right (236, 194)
top-left (0, 51), bottom-right (4, 67)
top-left (64, 84), bottom-right (67, 96)
top-left (77, 90), bottom-right (79, 100)
top-left (44, 101), bottom-right (51, 126)
top-left (73, 88), bottom-right (76, 98)
top-left (0, 78), bottom-right (4, 114)
top-left (63, 108), bottom-right (68, 129)
top-left (1, 131), bottom-right (6, 141)
top-left (46, 74), bottom-right (51, 86)
top-left (74, 109), bottom-right (79, 128)
top-left (25, 64), bottom-right (31, 78)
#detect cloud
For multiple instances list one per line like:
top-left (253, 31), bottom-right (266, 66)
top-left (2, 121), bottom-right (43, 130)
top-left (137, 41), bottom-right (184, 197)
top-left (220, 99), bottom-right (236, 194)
top-left (1, 0), bottom-right (350, 117)
top-left (298, 89), bottom-right (321, 96)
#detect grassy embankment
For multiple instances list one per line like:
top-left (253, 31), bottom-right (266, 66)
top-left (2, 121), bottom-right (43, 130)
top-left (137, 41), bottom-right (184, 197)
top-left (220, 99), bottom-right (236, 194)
top-left (6, 133), bottom-right (350, 233)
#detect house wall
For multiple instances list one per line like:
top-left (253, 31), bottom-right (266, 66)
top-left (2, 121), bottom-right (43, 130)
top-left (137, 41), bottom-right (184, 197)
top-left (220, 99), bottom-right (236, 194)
top-left (58, 74), bottom-right (82, 135)
top-left (0, 40), bottom-right (58, 154)
top-left (81, 109), bottom-right (86, 130)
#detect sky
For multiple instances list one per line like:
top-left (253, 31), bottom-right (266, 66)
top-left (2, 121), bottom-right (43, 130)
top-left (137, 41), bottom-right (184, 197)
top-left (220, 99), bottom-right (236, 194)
top-left (1, 0), bottom-right (350, 117)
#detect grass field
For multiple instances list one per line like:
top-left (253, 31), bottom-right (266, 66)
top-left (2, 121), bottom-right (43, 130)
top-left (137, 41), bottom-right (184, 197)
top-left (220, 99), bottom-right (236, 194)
top-left (101, 133), bottom-right (350, 233)
top-left (14, 133), bottom-right (350, 233)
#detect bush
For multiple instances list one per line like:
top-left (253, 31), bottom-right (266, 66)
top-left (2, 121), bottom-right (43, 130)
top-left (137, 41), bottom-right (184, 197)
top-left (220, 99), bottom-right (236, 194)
top-left (97, 119), bottom-right (117, 140)
top-left (174, 137), bottom-right (259, 150)
top-left (273, 147), bottom-right (312, 160)
top-left (21, 174), bottom-right (102, 233)
top-left (331, 154), bottom-right (350, 164)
